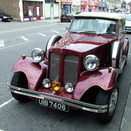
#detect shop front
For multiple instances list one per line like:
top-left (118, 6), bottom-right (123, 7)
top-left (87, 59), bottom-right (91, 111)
top-left (81, 1), bottom-right (100, 12)
top-left (45, 0), bottom-right (60, 19)
top-left (72, 0), bottom-right (81, 15)
top-left (98, 2), bottom-right (108, 12)
top-left (23, 0), bottom-right (44, 21)
top-left (61, 0), bottom-right (72, 15)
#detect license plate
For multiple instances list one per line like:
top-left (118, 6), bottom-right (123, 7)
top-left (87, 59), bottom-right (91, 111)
top-left (37, 99), bottom-right (69, 112)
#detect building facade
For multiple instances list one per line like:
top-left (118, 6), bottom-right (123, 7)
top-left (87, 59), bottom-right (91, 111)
top-left (0, 0), bottom-right (60, 22)
top-left (0, 0), bottom-right (129, 22)
top-left (0, 0), bottom-right (20, 21)
top-left (22, 0), bottom-right (60, 21)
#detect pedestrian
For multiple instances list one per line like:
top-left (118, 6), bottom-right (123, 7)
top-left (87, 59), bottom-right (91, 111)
top-left (28, 9), bottom-right (34, 22)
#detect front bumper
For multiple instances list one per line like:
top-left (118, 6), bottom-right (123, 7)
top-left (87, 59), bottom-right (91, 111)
top-left (7, 83), bottom-right (108, 113)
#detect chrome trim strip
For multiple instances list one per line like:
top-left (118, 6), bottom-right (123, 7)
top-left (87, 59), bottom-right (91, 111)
top-left (112, 41), bottom-right (119, 59)
top-left (112, 41), bottom-right (120, 68)
top-left (7, 83), bottom-right (108, 113)
top-left (47, 35), bottom-right (57, 50)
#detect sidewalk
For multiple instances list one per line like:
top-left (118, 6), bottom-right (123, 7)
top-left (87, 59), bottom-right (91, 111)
top-left (120, 84), bottom-right (131, 131)
top-left (36, 19), bottom-right (61, 24)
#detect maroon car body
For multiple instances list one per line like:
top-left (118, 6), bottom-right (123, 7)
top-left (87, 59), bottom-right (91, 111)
top-left (8, 12), bottom-right (129, 123)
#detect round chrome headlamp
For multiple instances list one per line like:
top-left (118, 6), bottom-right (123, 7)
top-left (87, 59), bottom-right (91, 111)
top-left (42, 78), bottom-right (51, 88)
top-left (65, 83), bottom-right (74, 93)
top-left (31, 48), bottom-right (45, 63)
top-left (84, 55), bottom-right (99, 71)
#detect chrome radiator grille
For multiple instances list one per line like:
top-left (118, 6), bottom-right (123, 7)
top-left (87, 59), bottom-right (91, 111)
top-left (64, 55), bottom-right (78, 84)
top-left (49, 52), bottom-right (78, 84)
top-left (49, 52), bottom-right (59, 81)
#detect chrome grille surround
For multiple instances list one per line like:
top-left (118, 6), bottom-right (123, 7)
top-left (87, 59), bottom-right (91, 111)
top-left (49, 52), bottom-right (79, 84)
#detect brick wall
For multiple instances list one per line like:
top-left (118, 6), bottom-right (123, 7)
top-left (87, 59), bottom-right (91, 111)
top-left (0, 0), bottom-right (20, 21)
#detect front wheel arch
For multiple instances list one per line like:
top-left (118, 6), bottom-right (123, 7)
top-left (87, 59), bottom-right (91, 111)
top-left (45, 35), bottom-right (62, 54)
top-left (11, 72), bottom-right (29, 103)
top-left (95, 86), bottom-right (119, 123)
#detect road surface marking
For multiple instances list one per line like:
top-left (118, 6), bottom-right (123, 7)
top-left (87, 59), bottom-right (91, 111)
top-left (21, 36), bottom-right (29, 41)
top-left (0, 129), bottom-right (4, 131)
top-left (0, 98), bottom-right (14, 109)
top-left (51, 30), bottom-right (59, 34)
top-left (0, 40), bottom-right (33, 50)
top-left (0, 40), bottom-right (5, 47)
top-left (38, 33), bottom-right (47, 37)
top-left (0, 23), bottom-right (57, 34)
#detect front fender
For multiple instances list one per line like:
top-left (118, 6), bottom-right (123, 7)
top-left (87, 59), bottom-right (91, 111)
top-left (11, 56), bottom-right (47, 90)
top-left (73, 68), bottom-right (117, 101)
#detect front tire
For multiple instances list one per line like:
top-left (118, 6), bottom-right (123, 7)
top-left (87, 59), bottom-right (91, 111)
top-left (95, 87), bottom-right (118, 123)
top-left (11, 72), bottom-right (29, 103)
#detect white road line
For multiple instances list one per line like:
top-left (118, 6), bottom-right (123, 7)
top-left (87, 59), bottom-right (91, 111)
top-left (51, 30), bottom-right (59, 34)
top-left (0, 40), bottom-right (5, 47)
top-left (38, 33), bottom-right (47, 37)
top-left (0, 40), bottom-right (33, 50)
top-left (21, 36), bottom-right (29, 41)
top-left (62, 28), bottom-right (66, 30)
top-left (0, 129), bottom-right (4, 131)
top-left (0, 98), bottom-right (14, 109)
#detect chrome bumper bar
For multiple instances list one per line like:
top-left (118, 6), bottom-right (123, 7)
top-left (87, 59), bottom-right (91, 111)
top-left (7, 83), bottom-right (108, 113)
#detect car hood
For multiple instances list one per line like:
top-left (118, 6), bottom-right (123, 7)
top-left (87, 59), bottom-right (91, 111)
top-left (126, 21), bottom-right (131, 26)
top-left (53, 33), bottom-right (117, 53)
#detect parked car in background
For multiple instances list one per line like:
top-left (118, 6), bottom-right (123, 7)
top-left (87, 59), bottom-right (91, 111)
top-left (7, 12), bottom-right (129, 124)
top-left (125, 14), bottom-right (131, 32)
top-left (60, 13), bottom-right (73, 22)
top-left (0, 10), bottom-right (12, 22)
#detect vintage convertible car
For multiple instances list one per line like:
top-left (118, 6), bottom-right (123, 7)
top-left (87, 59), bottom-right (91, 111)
top-left (7, 12), bottom-right (129, 123)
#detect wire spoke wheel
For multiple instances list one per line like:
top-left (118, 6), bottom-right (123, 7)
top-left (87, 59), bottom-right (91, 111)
top-left (109, 89), bottom-right (118, 116)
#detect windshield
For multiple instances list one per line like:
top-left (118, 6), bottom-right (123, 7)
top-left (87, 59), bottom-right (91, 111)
top-left (69, 18), bottom-right (116, 36)
top-left (126, 15), bottom-right (131, 21)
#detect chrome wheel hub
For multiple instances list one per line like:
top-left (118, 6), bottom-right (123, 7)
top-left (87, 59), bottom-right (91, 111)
top-left (109, 89), bottom-right (118, 116)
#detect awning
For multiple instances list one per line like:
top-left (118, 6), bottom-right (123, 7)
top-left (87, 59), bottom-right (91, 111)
top-left (81, 1), bottom-right (100, 7)
top-left (99, 3), bottom-right (107, 7)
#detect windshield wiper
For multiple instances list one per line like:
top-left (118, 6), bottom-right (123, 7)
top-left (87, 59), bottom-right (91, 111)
top-left (76, 30), bottom-right (96, 33)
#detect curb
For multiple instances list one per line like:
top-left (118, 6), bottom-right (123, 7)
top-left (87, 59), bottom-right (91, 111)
top-left (120, 84), bottom-right (131, 131)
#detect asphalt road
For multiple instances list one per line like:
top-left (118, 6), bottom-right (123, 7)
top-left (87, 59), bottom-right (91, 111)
top-left (0, 20), bottom-right (131, 131)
